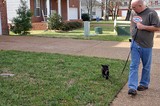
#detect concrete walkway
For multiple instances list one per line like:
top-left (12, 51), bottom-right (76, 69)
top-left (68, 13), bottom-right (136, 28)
top-left (0, 34), bottom-right (160, 106)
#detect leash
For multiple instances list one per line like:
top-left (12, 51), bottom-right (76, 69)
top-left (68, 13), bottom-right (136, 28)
top-left (121, 27), bottom-right (138, 75)
top-left (121, 50), bottom-right (131, 75)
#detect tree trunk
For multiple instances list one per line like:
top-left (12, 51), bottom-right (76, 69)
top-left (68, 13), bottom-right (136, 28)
top-left (104, 0), bottom-right (109, 21)
top-left (125, 9), bottom-right (131, 21)
top-left (125, 0), bottom-right (132, 21)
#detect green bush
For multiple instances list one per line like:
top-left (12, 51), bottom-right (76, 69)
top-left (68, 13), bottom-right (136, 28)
top-left (10, 0), bottom-right (32, 35)
top-left (60, 21), bottom-right (83, 31)
top-left (48, 13), bottom-right (63, 30)
top-left (81, 13), bottom-right (90, 21)
top-left (48, 13), bottom-right (82, 31)
top-left (60, 24), bottom-right (70, 31)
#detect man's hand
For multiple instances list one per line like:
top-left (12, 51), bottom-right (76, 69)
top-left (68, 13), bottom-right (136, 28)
top-left (136, 22), bottom-right (145, 30)
top-left (136, 22), bottom-right (160, 32)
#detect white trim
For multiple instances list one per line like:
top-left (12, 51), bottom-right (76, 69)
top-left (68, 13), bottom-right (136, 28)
top-left (47, 0), bottom-right (50, 17)
top-left (0, 12), bottom-right (2, 35)
top-left (58, 0), bottom-right (61, 16)
top-left (67, 0), bottom-right (69, 20)
top-left (79, 0), bottom-right (81, 19)
top-left (27, 0), bottom-right (30, 9)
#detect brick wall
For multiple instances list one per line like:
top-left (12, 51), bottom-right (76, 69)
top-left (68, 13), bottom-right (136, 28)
top-left (0, 0), bottom-right (9, 35)
top-left (61, 0), bottom-right (67, 20)
top-left (30, 0), bottom-right (44, 22)
top-left (32, 22), bottom-right (48, 30)
top-left (31, 0), bottom-right (80, 23)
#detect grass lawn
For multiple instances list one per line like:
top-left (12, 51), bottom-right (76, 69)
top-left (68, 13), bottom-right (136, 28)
top-left (10, 21), bottom-right (131, 42)
top-left (0, 50), bottom-right (129, 106)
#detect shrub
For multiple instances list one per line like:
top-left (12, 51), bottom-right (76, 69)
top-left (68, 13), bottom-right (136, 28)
top-left (60, 21), bottom-right (83, 31)
top-left (81, 13), bottom-right (90, 21)
top-left (48, 13), bottom-right (82, 31)
top-left (60, 24), bottom-right (70, 31)
top-left (10, 0), bottom-right (32, 35)
top-left (48, 13), bottom-right (63, 30)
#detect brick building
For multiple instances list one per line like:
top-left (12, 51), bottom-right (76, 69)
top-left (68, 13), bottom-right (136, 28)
top-left (0, 0), bottom-right (9, 35)
top-left (7, 0), bottom-right (81, 30)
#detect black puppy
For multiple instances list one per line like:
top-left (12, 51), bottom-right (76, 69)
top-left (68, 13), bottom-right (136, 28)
top-left (101, 65), bottom-right (109, 79)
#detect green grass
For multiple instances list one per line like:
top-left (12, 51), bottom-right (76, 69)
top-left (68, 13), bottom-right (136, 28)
top-left (10, 21), bottom-right (131, 42)
top-left (90, 20), bottom-right (114, 24)
top-left (0, 50), bottom-right (129, 106)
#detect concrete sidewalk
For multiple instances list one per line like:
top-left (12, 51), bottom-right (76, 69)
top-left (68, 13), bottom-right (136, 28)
top-left (0, 35), bottom-right (160, 106)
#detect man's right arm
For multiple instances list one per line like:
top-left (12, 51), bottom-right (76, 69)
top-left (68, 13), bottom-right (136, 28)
top-left (136, 22), bottom-right (160, 32)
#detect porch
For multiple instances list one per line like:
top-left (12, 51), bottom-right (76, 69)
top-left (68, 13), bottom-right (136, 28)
top-left (31, 0), bottom-right (81, 23)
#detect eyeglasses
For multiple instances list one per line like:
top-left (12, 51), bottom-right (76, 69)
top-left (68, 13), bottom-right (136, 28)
top-left (131, 5), bottom-right (141, 10)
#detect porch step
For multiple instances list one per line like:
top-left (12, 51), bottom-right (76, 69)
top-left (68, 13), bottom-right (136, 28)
top-left (32, 22), bottom-right (48, 30)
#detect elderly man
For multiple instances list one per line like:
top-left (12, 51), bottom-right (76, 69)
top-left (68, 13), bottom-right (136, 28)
top-left (128, 0), bottom-right (160, 95)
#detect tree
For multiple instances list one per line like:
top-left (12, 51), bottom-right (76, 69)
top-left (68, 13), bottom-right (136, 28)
top-left (102, 0), bottom-right (109, 21)
top-left (82, 0), bottom-right (97, 20)
top-left (102, 0), bottom-right (120, 21)
top-left (11, 0), bottom-right (32, 35)
top-left (48, 13), bottom-right (63, 30)
top-left (125, 0), bottom-right (132, 20)
top-left (108, 0), bottom-right (120, 20)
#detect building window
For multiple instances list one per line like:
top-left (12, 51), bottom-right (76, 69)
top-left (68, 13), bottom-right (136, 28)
top-left (155, 1), bottom-right (158, 5)
top-left (123, 2), bottom-right (128, 6)
top-left (35, 0), bottom-right (41, 16)
top-left (92, 12), bottom-right (96, 15)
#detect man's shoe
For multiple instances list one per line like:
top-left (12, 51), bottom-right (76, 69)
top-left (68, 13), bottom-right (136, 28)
top-left (137, 85), bottom-right (148, 91)
top-left (128, 89), bottom-right (137, 96)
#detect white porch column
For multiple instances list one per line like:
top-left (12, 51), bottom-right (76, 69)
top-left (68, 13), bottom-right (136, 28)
top-left (79, 0), bottom-right (81, 19)
top-left (46, 0), bottom-right (50, 17)
top-left (67, 0), bottom-right (70, 21)
top-left (58, 0), bottom-right (61, 16)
